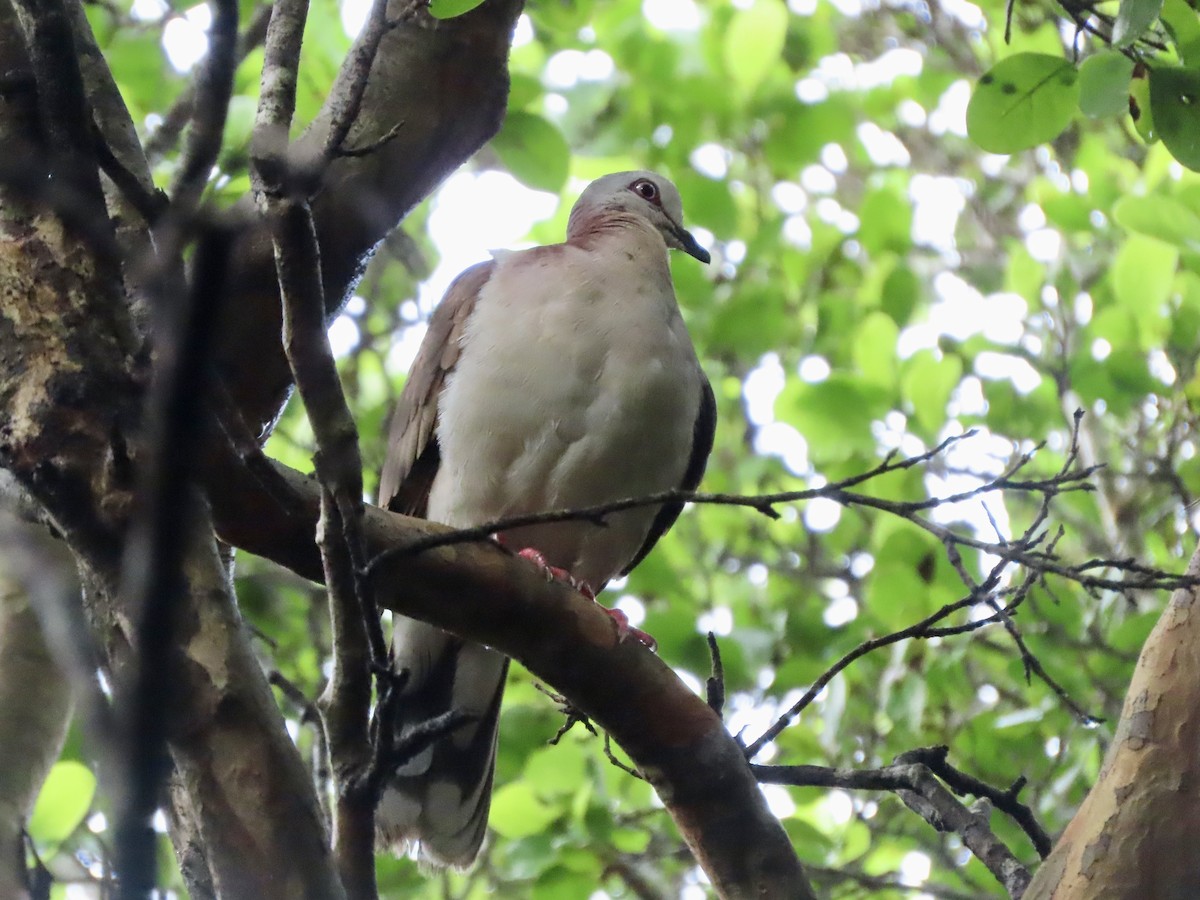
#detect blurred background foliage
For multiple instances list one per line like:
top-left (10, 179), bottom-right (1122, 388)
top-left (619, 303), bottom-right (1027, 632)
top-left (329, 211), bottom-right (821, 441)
top-left (32, 0), bottom-right (1200, 896)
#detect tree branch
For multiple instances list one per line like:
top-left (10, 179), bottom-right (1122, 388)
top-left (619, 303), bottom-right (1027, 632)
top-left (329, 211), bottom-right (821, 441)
top-left (250, 0), bottom-right (395, 883)
top-left (755, 753), bottom-right (1033, 898)
top-left (213, 0), bottom-right (523, 436)
top-left (203, 446), bottom-right (816, 900)
top-left (169, 0), bottom-right (237, 213)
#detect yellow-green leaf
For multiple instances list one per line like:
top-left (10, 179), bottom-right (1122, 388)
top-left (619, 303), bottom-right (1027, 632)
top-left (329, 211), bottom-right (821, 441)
top-left (28, 762), bottom-right (95, 846)
top-left (491, 112), bottom-right (571, 194)
top-left (428, 0), bottom-right (486, 19)
top-left (967, 53), bottom-right (1079, 153)
top-left (724, 0), bottom-right (788, 96)
top-left (1113, 0), bottom-right (1164, 47)
top-left (489, 782), bottom-right (560, 839)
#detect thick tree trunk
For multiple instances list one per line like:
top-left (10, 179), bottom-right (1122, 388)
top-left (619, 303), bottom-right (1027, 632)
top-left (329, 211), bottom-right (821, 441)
top-left (0, 194), bottom-right (347, 898)
top-left (1023, 542), bottom-right (1200, 899)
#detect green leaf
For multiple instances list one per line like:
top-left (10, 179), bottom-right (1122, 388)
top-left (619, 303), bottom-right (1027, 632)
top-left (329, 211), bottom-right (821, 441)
top-left (489, 782), bottom-right (560, 839)
top-left (881, 264), bottom-right (920, 325)
top-left (967, 54), bottom-right (1079, 154)
top-left (106, 32), bottom-right (175, 122)
top-left (523, 742), bottom-right (587, 795)
top-left (28, 761), bottom-right (95, 845)
top-left (1113, 0), bottom-right (1164, 47)
top-left (857, 187), bottom-right (913, 254)
top-left (764, 97), bottom-right (857, 169)
top-left (1004, 242), bottom-right (1045, 302)
top-left (1078, 52), bottom-right (1135, 118)
top-left (852, 312), bottom-right (900, 388)
top-left (901, 351), bottom-right (962, 437)
top-left (508, 72), bottom-right (544, 111)
top-left (490, 112), bottom-right (570, 194)
top-left (1162, 0), bottom-right (1200, 64)
top-left (611, 827), bottom-right (652, 853)
top-left (1111, 234), bottom-right (1179, 311)
top-left (1108, 345), bottom-right (1160, 395)
top-left (1170, 272), bottom-right (1200, 352)
top-left (1130, 66), bottom-right (1157, 142)
top-left (724, 0), bottom-right (789, 96)
top-left (1113, 194), bottom-right (1200, 251)
top-left (1149, 66), bottom-right (1200, 171)
top-left (221, 95), bottom-right (258, 158)
top-left (532, 866), bottom-right (602, 900)
top-left (428, 0), bottom-right (486, 18)
top-left (775, 375), bottom-right (890, 461)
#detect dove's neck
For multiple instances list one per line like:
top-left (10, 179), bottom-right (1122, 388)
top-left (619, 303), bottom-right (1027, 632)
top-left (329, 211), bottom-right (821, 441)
top-left (565, 209), bottom-right (670, 271)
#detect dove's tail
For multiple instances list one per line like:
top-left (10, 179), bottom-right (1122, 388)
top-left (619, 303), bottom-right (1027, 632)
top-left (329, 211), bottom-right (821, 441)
top-left (377, 617), bottom-right (508, 868)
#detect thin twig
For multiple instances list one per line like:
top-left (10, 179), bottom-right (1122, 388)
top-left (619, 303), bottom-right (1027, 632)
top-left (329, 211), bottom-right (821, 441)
top-left (899, 746), bottom-right (1052, 858)
top-left (755, 754), bottom-right (1033, 897)
top-left (145, 5), bottom-right (272, 162)
top-left (321, 0), bottom-right (392, 161)
top-left (91, 119), bottom-right (169, 224)
top-left (169, 0), bottom-right (238, 212)
top-left (806, 864), bottom-right (981, 900)
top-left (361, 709), bottom-right (475, 798)
top-left (337, 120), bottom-right (405, 158)
top-left (705, 632), bottom-right (726, 718)
top-left (604, 733), bottom-right (645, 780)
top-left (535, 683), bottom-right (598, 744)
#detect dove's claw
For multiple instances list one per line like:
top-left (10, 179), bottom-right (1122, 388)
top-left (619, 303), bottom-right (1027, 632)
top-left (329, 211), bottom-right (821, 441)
top-left (516, 548), bottom-right (656, 650)
top-left (517, 547), bottom-right (578, 587)
top-left (600, 607), bottom-right (657, 650)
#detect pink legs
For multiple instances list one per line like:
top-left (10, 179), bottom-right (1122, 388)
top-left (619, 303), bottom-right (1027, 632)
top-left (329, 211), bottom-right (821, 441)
top-left (516, 547), bottom-right (657, 651)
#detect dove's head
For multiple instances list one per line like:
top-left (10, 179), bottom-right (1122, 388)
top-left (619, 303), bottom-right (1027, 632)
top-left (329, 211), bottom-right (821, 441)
top-left (568, 171), bottom-right (711, 264)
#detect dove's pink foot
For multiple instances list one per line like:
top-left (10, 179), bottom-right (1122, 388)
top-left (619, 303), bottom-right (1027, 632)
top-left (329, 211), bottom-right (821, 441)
top-left (517, 547), bottom-right (585, 592)
top-left (600, 607), bottom-right (658, 651)
top-left (516, 548), bottom-right (657, 650)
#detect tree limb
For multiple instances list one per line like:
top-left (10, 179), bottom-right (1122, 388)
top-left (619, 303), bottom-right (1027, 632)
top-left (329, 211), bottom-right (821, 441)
top-left (213, 0), bottom-right (523, 437)
top-left (755, 754), bottom-right (1033, 898)
top-left (203, 446), bottom-right (817, 900)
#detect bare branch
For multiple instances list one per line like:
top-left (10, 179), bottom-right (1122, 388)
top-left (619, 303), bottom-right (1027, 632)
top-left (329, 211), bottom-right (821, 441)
top-left (146, 5), bottom-right (273, 162)
top-left (320, 0), bottom-right (392, 162)
top-left (705, 632), bottom-right (726, 718)
top-left (807, 864), bottom-right (983, 899)
top-left (251, 0), bottom-right (389, 892)
top-left (899, 746), bottom-right (1051, 858)
top-left (755, 751), bottom-right (1034, 898)
top-left (169, 0), bottom-right (238, 212)
top-left (742, 466), bottom-right (1104, 760)
top-left (314, 487), bottom-right (375, 899)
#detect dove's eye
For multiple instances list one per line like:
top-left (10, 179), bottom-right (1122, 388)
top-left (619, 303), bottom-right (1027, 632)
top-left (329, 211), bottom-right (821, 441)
top-left (631, 179), bottom-right (661, 204)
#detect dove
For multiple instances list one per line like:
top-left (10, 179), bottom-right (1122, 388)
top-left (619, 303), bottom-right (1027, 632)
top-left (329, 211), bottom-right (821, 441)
top-left (376, 171), bottom-right (715, 866)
